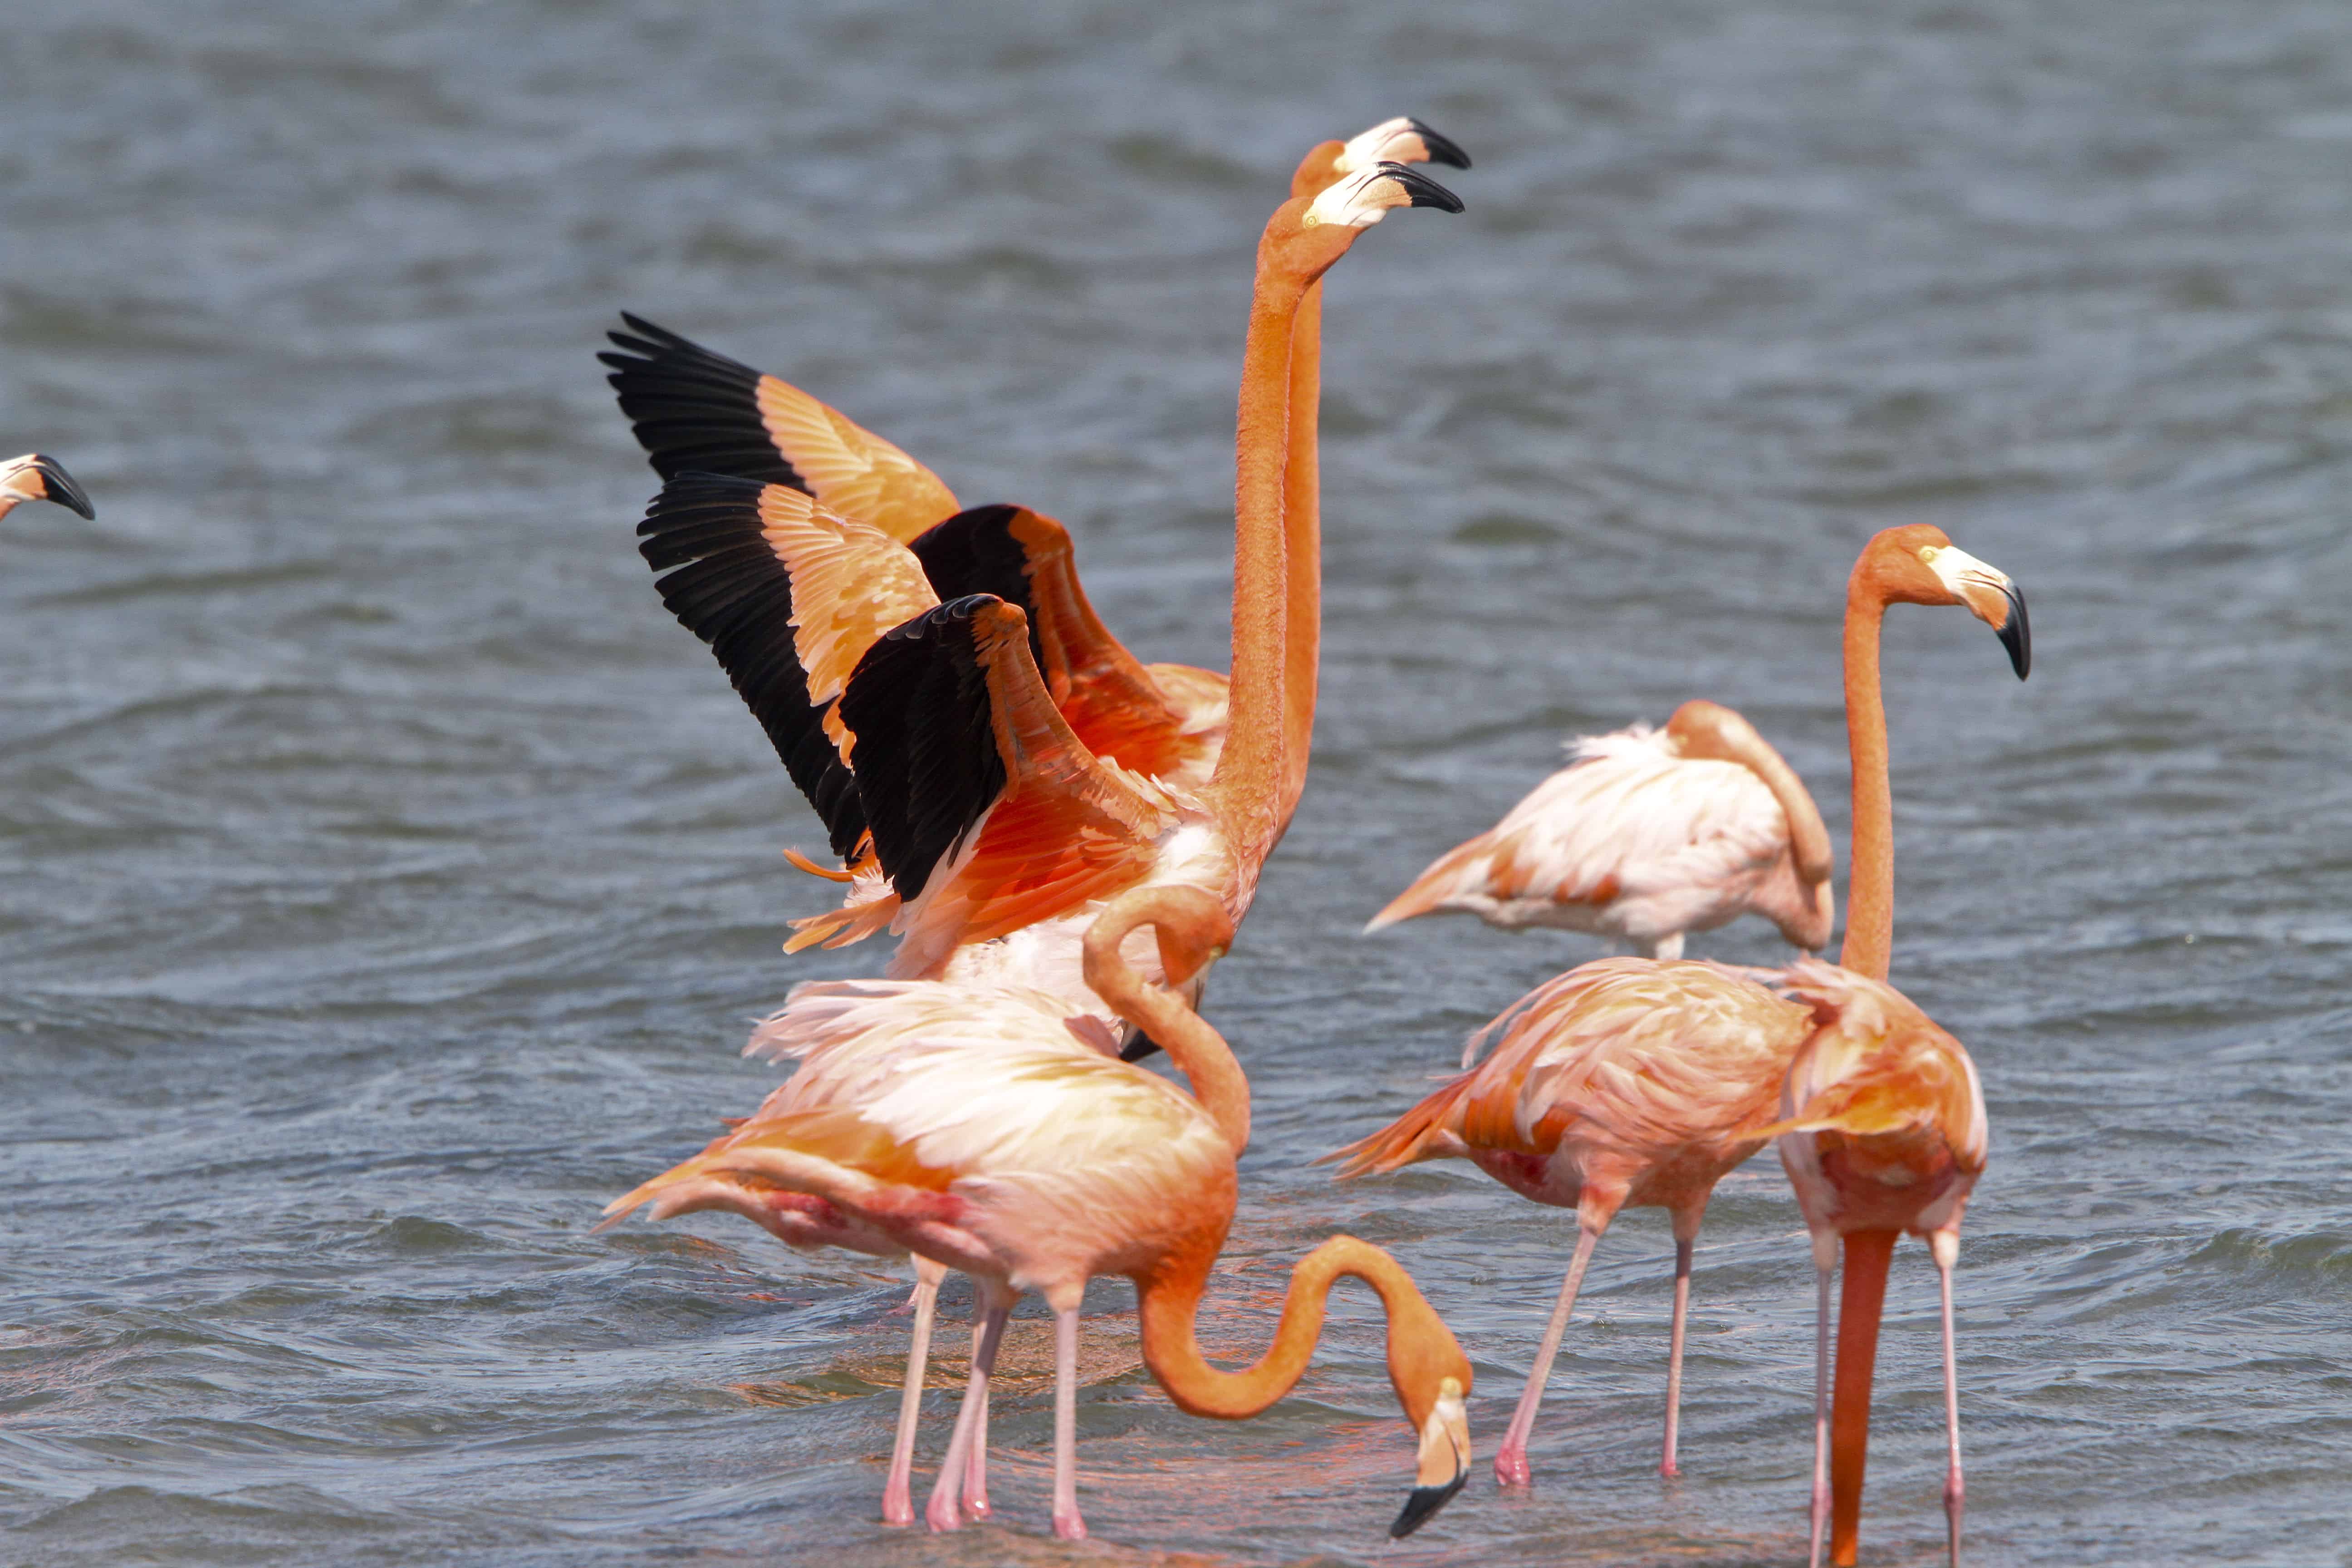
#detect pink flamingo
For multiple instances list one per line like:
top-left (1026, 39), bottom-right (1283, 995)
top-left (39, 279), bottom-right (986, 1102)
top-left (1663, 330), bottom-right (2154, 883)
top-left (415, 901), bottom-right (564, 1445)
top-left (606, 885), bottom-right (1475, 1543)
top-left (1749, 522), bottom-right (2025, 1568)
top-left (0, 453), bottom-right (94, 524)
top-left (1367, 699), bottom-right (1834, 959)
top-left (1331, 526), bottom-right (2026, 1500)
top-left (605, 118), bottom-right (1467, 867)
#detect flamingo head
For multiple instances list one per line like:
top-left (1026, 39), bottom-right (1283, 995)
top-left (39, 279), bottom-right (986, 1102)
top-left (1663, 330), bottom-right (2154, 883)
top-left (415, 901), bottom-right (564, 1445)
top-left (1294, 117), bottom-right (1471, 197)
top-left (1862, 524), bottom-right (2030, 679)
top-left (0, 453), bottom-right (95, 521)
top-left (1392, 1374), bottom-right (1471, 1538)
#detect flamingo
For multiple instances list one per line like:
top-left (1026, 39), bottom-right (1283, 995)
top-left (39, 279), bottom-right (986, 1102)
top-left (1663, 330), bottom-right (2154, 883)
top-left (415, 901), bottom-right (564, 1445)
top-left (604, 118), bottom-right (1468, 860)
top-left (633, 162), bottom-right (1464, 1010)
top-left (605, 884), bottom-right (1475, 1543)
top-left (612, 159), bottom-right (1464, 1525)
top-left (0, 453), bottom-right (94, 524)
top-left (1748, 521), bottom-right (2027, 1568)
top-left (1328, 526), bottom-right (2026, 1503)
top-left (1367, 698), bottom-right (1834, 959)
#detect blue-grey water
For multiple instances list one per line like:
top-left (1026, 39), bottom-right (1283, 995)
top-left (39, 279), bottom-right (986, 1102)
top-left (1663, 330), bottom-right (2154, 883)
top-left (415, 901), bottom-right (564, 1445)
top-left (4, 2), bottom-right (2349, 1563)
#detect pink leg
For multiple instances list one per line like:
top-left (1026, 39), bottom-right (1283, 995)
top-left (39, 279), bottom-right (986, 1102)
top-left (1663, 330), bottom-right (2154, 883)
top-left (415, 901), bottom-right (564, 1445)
top-left (923, 1290), bottom-right (1009, 1533)
top-left (1050, 1306), bottom-right (1086, 1539)
top-left (1808, 1254), bottom-right (1833, 1568)
top-left (879, 1263), bottom-right (942, 1526)
top-left (961, 1316), bottom-right (991, 1519)
top-left (1495, 1223), bottom-right (1602, 1487)
top-left (1660, 1234), bottom-right (1695, 1478)
top-left (1935, 1234), bottom-right (1965, 1567)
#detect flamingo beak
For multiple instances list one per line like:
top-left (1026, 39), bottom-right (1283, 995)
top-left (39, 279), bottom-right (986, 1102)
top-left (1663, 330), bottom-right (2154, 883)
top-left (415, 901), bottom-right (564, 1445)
top-left (1920, 545), bottom-right (2029, 681)
top-left (1392, 1377), bottom-right (1470, 1539)
top-left (1, 453), bottom-right (95, 520)
top-left (1381, 161), bottom-right (1467, 213)
top-left (1993, 580), bottom-right (2030, 680)
top-left (1333, 117), bottom-right (1473, 176)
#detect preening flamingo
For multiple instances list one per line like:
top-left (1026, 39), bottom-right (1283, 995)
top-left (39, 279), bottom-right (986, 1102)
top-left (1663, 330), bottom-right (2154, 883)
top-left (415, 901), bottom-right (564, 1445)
top-left (603, 117), bottom-right (1468, 860)
top-left (1330, 526), bottom-right (2026, 1504)
top-left (1749, 522), bottom-right (2026, 1568)
top-left (606, 885), bottom-right (1475, 1543)
top-left (0, 453), bottom-right (94, 523)
top-left (1367, 698), bottom-right (1834, 958)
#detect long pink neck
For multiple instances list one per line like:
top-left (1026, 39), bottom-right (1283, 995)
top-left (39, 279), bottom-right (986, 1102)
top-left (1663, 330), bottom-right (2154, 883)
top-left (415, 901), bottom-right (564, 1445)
top-left (1137, 1234), bottom-right (1452, 1427)
top-left (1082, 892), bottom-right (1249, 1153)
top-left (1208, 243), bottom-right (1308, 861)
top-left (1276, 277), bottom-right (1322, 833)
top-left (1840, 571), bottom-right (1893, 980)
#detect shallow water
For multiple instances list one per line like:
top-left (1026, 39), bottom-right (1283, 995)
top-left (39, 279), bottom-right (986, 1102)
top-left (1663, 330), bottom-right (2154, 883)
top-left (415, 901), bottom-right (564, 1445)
top-left (3, 1), bottom-right (2350, 1563)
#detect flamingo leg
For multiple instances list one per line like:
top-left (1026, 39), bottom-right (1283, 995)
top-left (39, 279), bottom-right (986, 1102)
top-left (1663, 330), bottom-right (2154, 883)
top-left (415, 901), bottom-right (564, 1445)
top-left (923, 1291), bottom-right (1009, 1533)
top-left (1935, 1234), bottom-right (1965, 1567)
top-left (1050, 1306), bottom-right (1087, 1540)
top-left (961, 1314), bottom-right (991, 1519)
top-left (1808, 1253), bottom-right (1833, 1568)
top-left (879, 1263), bottom-right (942, 1526)
top-left (1660, 1232), bottom-right (1695, 1478)
top-left (1495, 1222), bottom-right (1602, 1487)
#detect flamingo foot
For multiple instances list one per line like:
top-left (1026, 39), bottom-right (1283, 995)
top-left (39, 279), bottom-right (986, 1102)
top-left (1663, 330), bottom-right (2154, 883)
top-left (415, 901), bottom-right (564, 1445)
top-left (922, 1490), bottom-right (964, 1533)
top-left (961, 1491), bottom-right (991, 1521)
top-left (1945, 1467), bottom-right (1965, 1566)
top-left (1493, 1447), bottom-right (1532, 1488)
top-left (879, 1485), bottom-right (913, 1528)
top-left (1053, 1509), bottom-right (1088, 1541)
top-left (1659, 1457), bottom-right (1680, 1480)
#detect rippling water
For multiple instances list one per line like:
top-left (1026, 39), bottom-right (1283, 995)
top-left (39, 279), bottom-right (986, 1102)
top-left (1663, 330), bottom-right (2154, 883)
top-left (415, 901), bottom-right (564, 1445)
top-left (4, 2), bottom-right (2349, 1563)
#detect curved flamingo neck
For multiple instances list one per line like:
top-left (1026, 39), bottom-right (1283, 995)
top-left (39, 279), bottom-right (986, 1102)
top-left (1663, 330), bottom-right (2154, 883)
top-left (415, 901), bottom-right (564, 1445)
top-left (1277, 277), bottom-right (1322, 832)
top-left (1136, 1234), bottom-right (1454, 1426)
top-left (1207, 238), bottom-right (1309, 860)
top-left (1082, 887), bottom-right (1247, 1150)
top-left (1840, 564), bottom-right (1894, 980)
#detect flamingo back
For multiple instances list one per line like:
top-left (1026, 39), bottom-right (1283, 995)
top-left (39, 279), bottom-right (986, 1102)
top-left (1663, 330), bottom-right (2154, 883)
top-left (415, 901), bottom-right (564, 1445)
top-left (1762, 959), bottom-right (1989, 1239)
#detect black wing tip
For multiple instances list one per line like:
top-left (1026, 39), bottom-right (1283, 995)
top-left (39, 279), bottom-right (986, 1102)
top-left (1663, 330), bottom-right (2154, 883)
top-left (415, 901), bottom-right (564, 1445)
top-left (1998, 583), bottom-right (2031, 680)
top-left (1376, 161), bottom-right (1465, 214)
top-left (1390, 1472), bottom-right (1468, 1539)
top-left (1404, 118), bottom-right (1472, 170)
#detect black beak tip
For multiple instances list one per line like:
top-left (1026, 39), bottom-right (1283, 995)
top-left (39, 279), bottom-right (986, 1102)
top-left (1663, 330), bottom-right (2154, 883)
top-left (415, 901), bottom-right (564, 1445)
top-left (1377, 162), bottom-right (1465, 215)
top-left (30, 457), bottom-right (94, 520)
top-left (1997, 584), bottom-right (2030, 681)
top-left (1405, 119), bottom-right (1472, 170)
top-left (1389, 1472), bottom-right (1468, 1539)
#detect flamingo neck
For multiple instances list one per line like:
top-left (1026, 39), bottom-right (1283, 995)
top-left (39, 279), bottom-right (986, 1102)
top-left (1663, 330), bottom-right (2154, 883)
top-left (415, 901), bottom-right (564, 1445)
top-left (1829, 1227), bottom-right (1896, 1565)
top-left (1093, 960), bottom-right (1248, 1155)
top-left (1276, 277), bottom-right (1323, 832)
top-left (1136, 1234), bottom-right (1450, 1426)
top-left (1840, 570), bottom-right (1894, 980)
top-left (1207, 251), bottom-right (1307, 860)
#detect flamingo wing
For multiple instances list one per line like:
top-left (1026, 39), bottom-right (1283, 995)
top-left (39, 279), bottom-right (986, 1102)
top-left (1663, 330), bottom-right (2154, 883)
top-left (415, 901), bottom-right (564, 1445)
top-left (838, 595), bottom-right (1180, 974)
top-left (604, 314), bottom-right (961, 542)
top-left (1369, 729), bottom-right (1793, 933)
top-left (909, 505), bottom-right (1203, 780)
top-left (636, 474), bottom-right (868, 861)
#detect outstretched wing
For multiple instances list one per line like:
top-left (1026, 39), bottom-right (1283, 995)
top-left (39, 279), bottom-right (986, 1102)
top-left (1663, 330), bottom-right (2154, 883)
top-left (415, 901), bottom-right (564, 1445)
top-left (908, 505), bottom-right (1203, 780)
top-left (839, 595), bottom-right (1180, 977)
top-left (635, 474), bottom-right (867, 861)
top-left (603, 313), bottom-right (961, 542)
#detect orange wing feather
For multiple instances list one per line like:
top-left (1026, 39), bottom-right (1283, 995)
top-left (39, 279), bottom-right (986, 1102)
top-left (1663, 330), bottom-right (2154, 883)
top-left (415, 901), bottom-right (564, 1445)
top-left (754, 375), bottom-right (962, 544)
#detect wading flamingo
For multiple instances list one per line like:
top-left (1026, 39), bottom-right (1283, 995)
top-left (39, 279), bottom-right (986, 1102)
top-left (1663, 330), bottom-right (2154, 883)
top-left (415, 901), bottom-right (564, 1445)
top-left (614, 160), bottom-right (1463, 1524)
top-left (1367, 699), bottom-right (1833, 958)
top-left (1329, 526), bottom-right (2026, 1499)
top-left (0, 453), bottom-right (94, 524)
top-left (604, 118), bottom-right (1468, 859)
top-left (637, 163), bottom-right (1463, 1007)
top-left (605, 885), bottom-right (1475, 1543)
top-left (1749, 521), bottom-right (2026, 1568)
